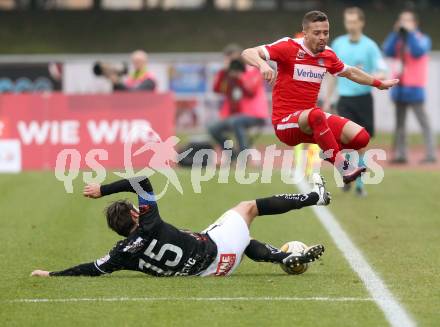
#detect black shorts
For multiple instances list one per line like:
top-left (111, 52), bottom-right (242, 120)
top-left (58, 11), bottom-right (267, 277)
top-left (336, 93), bottom-right (374, 137)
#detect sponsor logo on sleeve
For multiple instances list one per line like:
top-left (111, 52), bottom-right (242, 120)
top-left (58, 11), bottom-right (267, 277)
top-left (123, 237), bottom-right (146, 253)
top-left (293, 64), bottom-right (326, 83)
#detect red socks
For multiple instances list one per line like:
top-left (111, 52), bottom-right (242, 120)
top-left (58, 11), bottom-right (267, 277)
top-left (307, 109), bottom-right (371, 176)
top-left (308, 108), bottom-right (341, 164)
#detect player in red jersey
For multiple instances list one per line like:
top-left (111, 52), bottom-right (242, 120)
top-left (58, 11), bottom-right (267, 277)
top-left (242, 10), bottom-right (399, 184)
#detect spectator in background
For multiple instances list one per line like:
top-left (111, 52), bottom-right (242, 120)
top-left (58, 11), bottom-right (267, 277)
top-left (324, 7), bottom-right (387, 196)
top-left (383, 10), bottom-right (437, 164)
top-left (95, 50), bottom-right (156, 92)
top-left (208, 44), bottom-right (268, 158)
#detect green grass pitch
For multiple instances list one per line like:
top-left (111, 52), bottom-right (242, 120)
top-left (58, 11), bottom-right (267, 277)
top-left (0, 169), bottom-right (439, 326)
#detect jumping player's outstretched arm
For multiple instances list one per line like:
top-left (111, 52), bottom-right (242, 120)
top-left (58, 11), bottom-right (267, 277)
top-left (241, 47), bottom-right (276, 85)
top-left (338, 66), bottom-right (399, 90)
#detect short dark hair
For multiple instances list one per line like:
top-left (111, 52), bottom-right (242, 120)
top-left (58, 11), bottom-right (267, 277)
top-left (105, 200), bottom-right (135, 237)
top-left (302, 10), bottom-right (328, 29)
top-left (344, 7), bottom-right (365, 22)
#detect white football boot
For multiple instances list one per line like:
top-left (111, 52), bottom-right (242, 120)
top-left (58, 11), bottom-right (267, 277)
top-left (311, 173), bottom-right (331, 206)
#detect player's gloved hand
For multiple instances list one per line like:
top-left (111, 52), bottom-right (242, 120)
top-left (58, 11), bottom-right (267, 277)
top-left (375, 78), bottom-right (399, 90)
top-left (83, 183), bottom-right (102, 198)
top-left (259, 62), bottom-right (276, 86)
top-left (31, 270), bottom-right (50, 277)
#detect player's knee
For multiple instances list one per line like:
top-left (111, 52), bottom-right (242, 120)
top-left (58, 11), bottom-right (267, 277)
top-left (346, 128), bottom-right (370, 150)
top-left (234, 201), bottom-right (258, 225)
top-left (307, 108), bottom-right (326, 127)
top-left (236, 201), bottom-right (256, 214)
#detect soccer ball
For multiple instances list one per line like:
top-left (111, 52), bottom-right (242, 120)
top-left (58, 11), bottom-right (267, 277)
top-left (279, 241), bottom-right (309, 275)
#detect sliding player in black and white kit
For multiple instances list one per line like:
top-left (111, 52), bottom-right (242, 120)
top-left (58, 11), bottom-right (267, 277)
top-left (31, 174), bottom-right (330, 278)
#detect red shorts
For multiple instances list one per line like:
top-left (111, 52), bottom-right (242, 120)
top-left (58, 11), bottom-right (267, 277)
top-left (273, 108), bottom-right (350, 147)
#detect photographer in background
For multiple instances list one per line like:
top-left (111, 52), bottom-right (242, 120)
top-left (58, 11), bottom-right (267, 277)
top-left (209, 44), bottom-right (268, 158)
top-left (383, 10), bottom-right (437, 164)
top-left (93, 50), bottom-right (156, 92)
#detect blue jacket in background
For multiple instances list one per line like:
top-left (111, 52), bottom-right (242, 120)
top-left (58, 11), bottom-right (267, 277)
top-left (382, 30), bottom-right (431, 103)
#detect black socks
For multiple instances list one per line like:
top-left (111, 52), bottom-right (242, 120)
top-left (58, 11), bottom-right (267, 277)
top-left (244, 239), bottom-right (289, 263)
top-left (255, 192), bottom-right (319, 216)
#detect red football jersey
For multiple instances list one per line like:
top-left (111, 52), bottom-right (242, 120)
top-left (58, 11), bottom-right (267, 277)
top-left (262, 37), bottom-right (347, 124)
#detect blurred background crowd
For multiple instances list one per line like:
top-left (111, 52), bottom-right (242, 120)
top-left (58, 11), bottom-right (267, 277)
top-left (1, 0), bottom-right (440, 11)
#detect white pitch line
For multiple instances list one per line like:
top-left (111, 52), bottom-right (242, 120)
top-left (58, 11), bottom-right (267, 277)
top-left (6, 296), bottom-right (373, 304)
top-left (297, 180), bottom-right (416, 327)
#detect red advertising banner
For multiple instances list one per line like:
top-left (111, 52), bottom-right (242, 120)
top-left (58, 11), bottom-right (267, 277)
top-left (0, 92), bottom-right (176, 170)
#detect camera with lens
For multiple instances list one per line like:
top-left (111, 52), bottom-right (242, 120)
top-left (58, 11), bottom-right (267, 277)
top-left (398, 26), bottom-right (408, 37)
top-left (228, 59), bottom-right (246, 74)
top-left (92, 62), bottom-right (128, 77)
